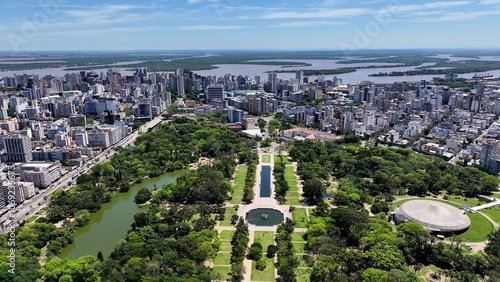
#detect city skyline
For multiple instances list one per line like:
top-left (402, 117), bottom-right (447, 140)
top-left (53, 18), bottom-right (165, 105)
top-left (1, 0), bottom-right (500, 51)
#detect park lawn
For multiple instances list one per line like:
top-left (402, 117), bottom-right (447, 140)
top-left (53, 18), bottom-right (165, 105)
top-left (219, 230), bottom-right (235, 241)
top-left (459, 212), bottom-right (494, 242)
top-left (274, 155), bottom-right (292, 165)
top-left (285, 198), bottom-right (302, 205)
top-left (219, 241), bottom-right (232, 252)
top-left (212, 266), bottom-right (231, 281)
top-left (492, 193), bottom-right (500, 199)
top-left (286, 191), bottom-right (301, 198)
top-left (25, 215), bottom-right (38, 224)
top-left (262, 154), bottom-right (271, 163)
top-left (251, 257), bottom-right (275, 281)
top-left (214, 252), bottom-right (232, 265)
top-left (292, 208), bottom-right (309, 228)
top-left (446, 196), bottom-right (481, 207)
top-left (253, 231), bottom-right (275, 247)
top-left (480, 206), bottom-right (500, 225)
top-left (294, 243), bottom-right (307, 254)
top-left (231, 165), bottom-right (247, 204)
top-left (296, 268), bottom-right (311, 282)
top-left (219, 207), bottom-right (237, 226)
top-left (291, 232), bottom-right (306, 242)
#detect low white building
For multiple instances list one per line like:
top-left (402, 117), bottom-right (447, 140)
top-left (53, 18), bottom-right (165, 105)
top-left (19, 162), bottom-right (61, 188)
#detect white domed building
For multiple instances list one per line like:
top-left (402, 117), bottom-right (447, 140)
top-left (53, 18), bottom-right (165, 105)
top-left (394, 200), bottom-right (471, 234)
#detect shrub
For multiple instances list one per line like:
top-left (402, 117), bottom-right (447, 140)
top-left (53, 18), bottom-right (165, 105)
top-left (256, 260), bottom-right (267, 271)
top-left (266, 245), bottom-right (277, 258)
top-left (248, 246), bottom-right (263, 261)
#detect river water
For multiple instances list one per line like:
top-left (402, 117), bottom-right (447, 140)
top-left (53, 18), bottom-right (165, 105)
top-left (1, 54), bottom-right (499, 85)
top-left (59, 169), bottom-right (186, 260)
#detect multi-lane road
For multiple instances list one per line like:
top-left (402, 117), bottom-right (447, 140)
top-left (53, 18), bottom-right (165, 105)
top-left (0, 112), bottom-right (168, 233)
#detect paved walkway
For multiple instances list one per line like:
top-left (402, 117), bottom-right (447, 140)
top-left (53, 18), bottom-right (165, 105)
top-left (470, 199), bottom-right (500, 211)
top-left (219, 148), bottom-right (312, 281)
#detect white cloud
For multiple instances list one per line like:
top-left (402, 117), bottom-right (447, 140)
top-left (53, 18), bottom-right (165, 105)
top-left (388, 1), bottom-right (471, 13)
top-left (175, 25), bottom-right (248, 30)
top-left (261, 8), bottom-right (370, 19)
top-left (272, 21), bottom-right (343, 28)
top-left (416, 9), bottom-right (500, 21)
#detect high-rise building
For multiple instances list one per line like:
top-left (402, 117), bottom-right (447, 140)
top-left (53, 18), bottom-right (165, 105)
top-left (295, 70), bottom-right (303, 84)
top-left (206, 85), bottom-right (225, 103)
top-left (176, 76), bottom-right (185, 96)
top-left (2, 134), bottom-right (33, 163)
top-left (481, 139), bottom-right (498, 173)
top-left (268, 73), bottom-right (278, 93)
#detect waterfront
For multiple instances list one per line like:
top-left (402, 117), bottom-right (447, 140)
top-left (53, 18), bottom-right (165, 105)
top-left (59, 170), bottom-right (186, 260)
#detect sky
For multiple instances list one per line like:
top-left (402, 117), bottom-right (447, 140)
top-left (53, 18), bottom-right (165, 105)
top-left (1, 0), bottom-right (500, 51)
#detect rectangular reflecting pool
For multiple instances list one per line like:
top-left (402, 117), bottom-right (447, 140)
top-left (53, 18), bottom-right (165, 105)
top-left (260, 165), bottom-right (271, 197)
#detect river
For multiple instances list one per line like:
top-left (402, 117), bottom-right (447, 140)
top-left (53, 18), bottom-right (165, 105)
top-left (59, 169), bottom-right (186, 260)
top-left (1, 54), bottom-right (499, 85)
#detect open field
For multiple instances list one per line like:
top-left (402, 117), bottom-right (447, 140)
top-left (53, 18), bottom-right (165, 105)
top-left (480, 206), bottom-right (500, 225)
top-left (219, 230), bottom-right (235, 241)
top-left (284, 165), bottom-right (301, 205)
top-left (230, 165), bottom-right (247, 204)
top-left (219, 241), bottom-right (232, 252)
top-left (253, 231), bottom-right (275, 247)
top-left (250, 231), bottom-right (275, 281)
top-left (292, 208), bottom-right (309, 228)
top-left (291, 232), bottom-right (306, 242)
top-left (251, 257), bottom-right (275, 281)
top-left (219, 207), bottom-right (237, 226)
top-left (460, 212), bottom-right (494, 242)
top-left (214, 253), bottom-right (231, 265)
top-left (212, 266), bottom-right (231, 281)
top-left (274, 155), bottom-right (292, 165)
top-left (262, 155), bottom-right (271, 163)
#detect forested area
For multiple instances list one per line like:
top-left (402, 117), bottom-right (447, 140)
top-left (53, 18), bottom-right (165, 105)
top-left (305, 207), bottom-right (496, 281)
top-left (289, 139), bottom-right (500, 204)
top-left (0, 118), bottom-right (257, 281)
top-left (285, 139), bottom-right (500, 281)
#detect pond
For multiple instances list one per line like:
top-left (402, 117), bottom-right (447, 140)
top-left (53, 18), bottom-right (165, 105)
top-left (59, 170), bottom-right (186, 260)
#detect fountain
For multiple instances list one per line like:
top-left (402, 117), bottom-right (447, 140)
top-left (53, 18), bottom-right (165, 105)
top-left (246, 208), bottom-right (284, 226)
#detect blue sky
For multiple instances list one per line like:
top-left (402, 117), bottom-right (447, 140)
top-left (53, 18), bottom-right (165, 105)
top-left (1, 0), bottom-right (500, 51)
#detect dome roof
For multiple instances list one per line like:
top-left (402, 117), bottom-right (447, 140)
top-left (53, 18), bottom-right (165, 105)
top-left (394, 200), bottom-right (471, 232)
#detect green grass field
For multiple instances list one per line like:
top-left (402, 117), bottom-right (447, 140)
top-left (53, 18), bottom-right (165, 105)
top-left (391, 198), bottom-right (494, 242)
top-left (219, 207), bottom-right (237, 226)
top-left (251, 257), bottom-right (275, 281)
top-left (212, 266), bottom-right (231, 281)
top-left (262, 154), bottom-right (271, 163)
top-left (214, 252), bottom-right (232, 265)
top-left (284, 165), bottom-right (301, 205)
top-left (291, 232), bottom-right (306, 242)
top-left (292, 208), bottom-right (309, 228)
top-left (274, 155), bottom-right (292, 165)
top-left (446, 196), bottom-right (482, 207)
top-left (230, 165), bottom-right (247, 204)
top-left (219, 230), bottom-right (235, 241)
top-left (479, 206), bottom-right (500, 225)
top-left (253, 231), bottom-right (275, 248)
top-left (460, 212), bottom-right (494, 242)
top-left (219, 241), bottom-right (232, 252)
